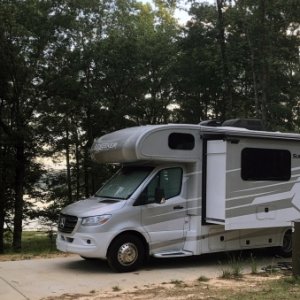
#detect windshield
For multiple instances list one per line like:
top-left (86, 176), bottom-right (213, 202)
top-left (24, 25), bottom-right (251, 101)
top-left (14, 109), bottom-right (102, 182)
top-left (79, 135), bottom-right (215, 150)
top-left (95, 166), bottom-right (153, 200)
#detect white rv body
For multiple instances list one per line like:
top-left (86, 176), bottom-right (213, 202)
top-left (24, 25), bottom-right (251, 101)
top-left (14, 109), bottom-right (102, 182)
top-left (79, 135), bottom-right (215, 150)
top-left (56, 124), bottom-right (300, 271)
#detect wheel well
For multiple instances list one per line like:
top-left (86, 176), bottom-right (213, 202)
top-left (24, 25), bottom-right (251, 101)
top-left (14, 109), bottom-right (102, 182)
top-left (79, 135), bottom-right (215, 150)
top-left (282, 228), bottom-right (292, 243)
top-left (107, 231), bottom-right (149, 258)
top-left (276, 228), bottom-right (292, 257)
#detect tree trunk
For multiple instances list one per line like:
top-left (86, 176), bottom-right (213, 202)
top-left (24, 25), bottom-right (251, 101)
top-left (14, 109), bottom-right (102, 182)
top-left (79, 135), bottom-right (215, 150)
top-left (0, 201), bottom-right (4, 253)
top-left (259, 0), bottom-right (268, 128)
top-left (13, 140), bottom-right (25, 251)
top-left (0, 146), bottom-right (5, 253)
top-left (65, 122), bottom-right (72, 204)
top-left (248, 38), bottom-right (260, 118)
top-left (83, 97), bottom-right (93, 198)
top-left (75, 140), bottom-right (80, 201)
top-left (84, 147), bottom-right (90, 198)
top-left (216, 0), bottom-right (233, 120)
top-left (0, 210), bottom-right (4, 253)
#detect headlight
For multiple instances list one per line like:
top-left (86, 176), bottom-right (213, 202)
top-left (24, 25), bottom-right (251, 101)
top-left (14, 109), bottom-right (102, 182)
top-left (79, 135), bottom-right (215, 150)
top-left (81, 215), bottom-right (111, 226)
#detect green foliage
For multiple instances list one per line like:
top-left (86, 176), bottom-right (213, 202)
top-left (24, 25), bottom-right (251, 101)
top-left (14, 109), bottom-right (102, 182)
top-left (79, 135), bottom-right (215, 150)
top-left (112, 285), bottom-right (121, 292)
top-left (229, 277), bottom-right (300, 300)
top-left (219, 254), bottom-right (244, 279)
top-left (250, 253), bottom-right (258, 274)
top-left (175, 0), bottom-right (300, 126)
top-left (197, 275), bottom-right (210, 282)
top-left (2, 231), bottom-right (58, 257)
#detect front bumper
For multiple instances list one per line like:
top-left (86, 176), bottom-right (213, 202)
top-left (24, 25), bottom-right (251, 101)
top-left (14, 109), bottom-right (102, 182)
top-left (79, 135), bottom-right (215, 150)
top-left (56, 231), bottom-right (112, 259)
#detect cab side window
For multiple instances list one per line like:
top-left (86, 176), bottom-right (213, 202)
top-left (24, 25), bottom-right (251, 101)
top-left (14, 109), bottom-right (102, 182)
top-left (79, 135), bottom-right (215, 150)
top-left (142, 167), bottom-right (182, 204)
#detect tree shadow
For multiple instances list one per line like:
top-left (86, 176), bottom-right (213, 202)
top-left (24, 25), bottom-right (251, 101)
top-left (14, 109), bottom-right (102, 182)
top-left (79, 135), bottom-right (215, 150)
top-left (58, 256), bottom-right (111, 274)
top-left (57, 248), bottom-right (287, 274)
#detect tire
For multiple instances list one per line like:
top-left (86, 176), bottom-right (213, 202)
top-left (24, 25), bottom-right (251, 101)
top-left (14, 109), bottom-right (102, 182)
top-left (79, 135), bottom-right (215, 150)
top-left (277, 229), bottom-right (292, 257)
top-left (107, 234), bottom-right (145, 272)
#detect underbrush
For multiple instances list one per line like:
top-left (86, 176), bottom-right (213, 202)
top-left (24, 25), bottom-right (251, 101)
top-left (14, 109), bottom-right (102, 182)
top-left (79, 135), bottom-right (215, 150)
top-left (1, 231), bottom-right (60, 260)
top-left (227, 276), bottom-right (300, 300)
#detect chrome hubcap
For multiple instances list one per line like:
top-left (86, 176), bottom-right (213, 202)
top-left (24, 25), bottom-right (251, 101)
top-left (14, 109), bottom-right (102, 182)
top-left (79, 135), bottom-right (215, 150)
top-left (117, 242), bottom-right (138, 266)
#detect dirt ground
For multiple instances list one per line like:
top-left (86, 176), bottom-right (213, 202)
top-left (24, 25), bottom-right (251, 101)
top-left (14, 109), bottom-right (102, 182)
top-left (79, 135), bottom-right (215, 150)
top-left (42, 272), bottom-right (285, 300)
top-left (1, 252), bottom-right (294, 300)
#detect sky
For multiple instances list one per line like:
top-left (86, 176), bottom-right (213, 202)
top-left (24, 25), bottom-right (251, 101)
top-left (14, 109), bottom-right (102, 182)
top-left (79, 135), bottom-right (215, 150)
top-left (174, 2), bottom-right (191, 24)
top-left (141, 0), bottom-right (215, 25)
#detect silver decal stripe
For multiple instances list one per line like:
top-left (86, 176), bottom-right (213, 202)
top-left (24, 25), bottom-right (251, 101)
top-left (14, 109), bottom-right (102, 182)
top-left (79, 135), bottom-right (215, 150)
top-left (226, 198), bottom-right (294, 219)
top-left (230, 179), bottom-right (300, 194)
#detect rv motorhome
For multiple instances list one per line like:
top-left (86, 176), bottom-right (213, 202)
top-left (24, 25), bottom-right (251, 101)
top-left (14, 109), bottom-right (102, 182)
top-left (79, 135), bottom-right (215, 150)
top-left (56, 121), bottom-right (300, 272)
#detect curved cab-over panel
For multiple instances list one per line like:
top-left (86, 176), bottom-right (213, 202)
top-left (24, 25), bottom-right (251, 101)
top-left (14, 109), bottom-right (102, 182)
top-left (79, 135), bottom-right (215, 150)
top-left (90, 124), bottom-right (201, 164)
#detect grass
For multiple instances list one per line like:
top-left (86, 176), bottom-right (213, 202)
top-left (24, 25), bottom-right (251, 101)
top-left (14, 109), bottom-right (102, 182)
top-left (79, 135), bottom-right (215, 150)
top-left (250, 253), bottom-right (258, 274)
top-left (170, 279), bottom-right (183, 285)
top-left (112, 285), bottom-right (121, 292)
top-left (1, 231), bottom-right (60, 260)
top-left (120, 274), bottom-right (300, 300)
top-left (198, 275), bottom-right (210, 282)
top-left (227, 276), bottom-right (300, 300)
top-left (219, 254), bottom-right (244, 279)
top-left (170, 279), bottom-right (184, 287)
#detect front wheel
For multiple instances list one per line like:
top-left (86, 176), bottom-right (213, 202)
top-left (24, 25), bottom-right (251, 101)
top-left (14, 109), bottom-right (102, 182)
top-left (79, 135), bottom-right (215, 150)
top-left (277, 229), bottom-right (292, 257)
top-left (107, 234), bottom-right (145, 272)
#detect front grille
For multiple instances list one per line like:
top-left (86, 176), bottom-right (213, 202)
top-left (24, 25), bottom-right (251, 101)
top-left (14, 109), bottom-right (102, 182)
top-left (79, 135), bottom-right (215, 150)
top-left (58, 214), bottom-right (78, 233)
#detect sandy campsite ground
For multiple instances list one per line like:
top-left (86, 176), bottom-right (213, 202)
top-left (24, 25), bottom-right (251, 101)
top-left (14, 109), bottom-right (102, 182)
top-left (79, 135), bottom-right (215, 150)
top-left (45, 273), bottom-right (285, 300)
top-left (0, 251), bottom-right (293, 300)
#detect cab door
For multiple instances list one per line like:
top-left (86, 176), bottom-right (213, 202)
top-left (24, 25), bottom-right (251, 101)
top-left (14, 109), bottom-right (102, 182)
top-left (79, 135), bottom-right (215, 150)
top-left (140, 167), bottom-right (187, 252)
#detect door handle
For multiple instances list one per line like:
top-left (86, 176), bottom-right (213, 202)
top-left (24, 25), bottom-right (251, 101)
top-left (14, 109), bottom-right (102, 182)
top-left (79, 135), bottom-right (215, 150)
top-left (173, 205), bottom-right (184, 210)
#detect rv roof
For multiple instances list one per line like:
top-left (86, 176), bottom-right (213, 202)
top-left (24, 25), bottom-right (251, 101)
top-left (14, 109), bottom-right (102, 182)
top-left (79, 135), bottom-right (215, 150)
top-left (90, 124), bottom-right (300, 164)
top-left (200, 125), bottom-right (300, 141)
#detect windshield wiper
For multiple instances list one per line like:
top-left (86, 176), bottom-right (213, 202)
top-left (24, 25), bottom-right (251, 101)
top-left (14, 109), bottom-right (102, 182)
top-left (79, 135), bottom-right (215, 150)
top-left (94, 194), bottom-right (125, 200)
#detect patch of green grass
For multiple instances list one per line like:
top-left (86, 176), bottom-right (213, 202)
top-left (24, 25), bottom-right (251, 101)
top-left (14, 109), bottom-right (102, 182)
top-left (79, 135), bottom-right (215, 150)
top-left (283, 276), bottom-right (300, 285)
top-left (170, 279), bottom-right (184, 287)
top-left (250, 253), bottom-right (258, 274)
top-left (219, 255), bottom-right (244, 279)
top-left (1, 231), bottom-right (60, 260)
top-left (198, 275), bottom-right (210, 282)
top-left (229, 277), bottom-right (300, 300)
top-left (220, 269), bottom-right (233, 279)
top-left (112, 286), bottom-right (121, 292)
top-left (170, 279), bottom-right (183, 284)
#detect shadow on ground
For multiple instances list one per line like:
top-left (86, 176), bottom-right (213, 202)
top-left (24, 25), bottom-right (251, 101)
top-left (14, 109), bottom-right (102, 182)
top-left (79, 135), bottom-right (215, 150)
top-left (59, 248), bottom-right (284, 274)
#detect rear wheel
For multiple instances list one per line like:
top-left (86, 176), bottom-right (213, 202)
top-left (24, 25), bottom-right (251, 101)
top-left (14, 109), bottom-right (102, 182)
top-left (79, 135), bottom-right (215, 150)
top-left (107, 234), bottom-right (145, 272)
top-left (277, 229), bottom-right (292, 257)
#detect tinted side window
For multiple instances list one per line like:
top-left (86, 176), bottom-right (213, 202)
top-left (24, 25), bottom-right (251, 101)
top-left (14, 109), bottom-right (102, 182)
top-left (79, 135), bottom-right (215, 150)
top-left (241, 148), bottom-right (291, 181)
top-left (142, 167), bottom-right (183, 204)
top-left (168, 133), bottom-right (195, 150)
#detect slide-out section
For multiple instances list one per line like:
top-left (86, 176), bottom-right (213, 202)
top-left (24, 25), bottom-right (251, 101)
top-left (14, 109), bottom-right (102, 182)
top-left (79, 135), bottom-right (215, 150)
top-left (205, 140), bottom-right (226, 225)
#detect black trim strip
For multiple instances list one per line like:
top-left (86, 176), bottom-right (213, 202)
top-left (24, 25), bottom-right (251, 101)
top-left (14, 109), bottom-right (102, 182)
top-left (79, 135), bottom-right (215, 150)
top-left (201, 129), bottom-right (300, 142)
top-left (201, 138), bottom-right (207, 225)
top-left (206, 218), bottom-right (225, 224)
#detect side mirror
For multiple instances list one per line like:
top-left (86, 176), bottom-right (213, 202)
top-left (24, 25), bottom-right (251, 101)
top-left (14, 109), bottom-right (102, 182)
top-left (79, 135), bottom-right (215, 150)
top-left (155, 188), bottom-right (165, 204)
